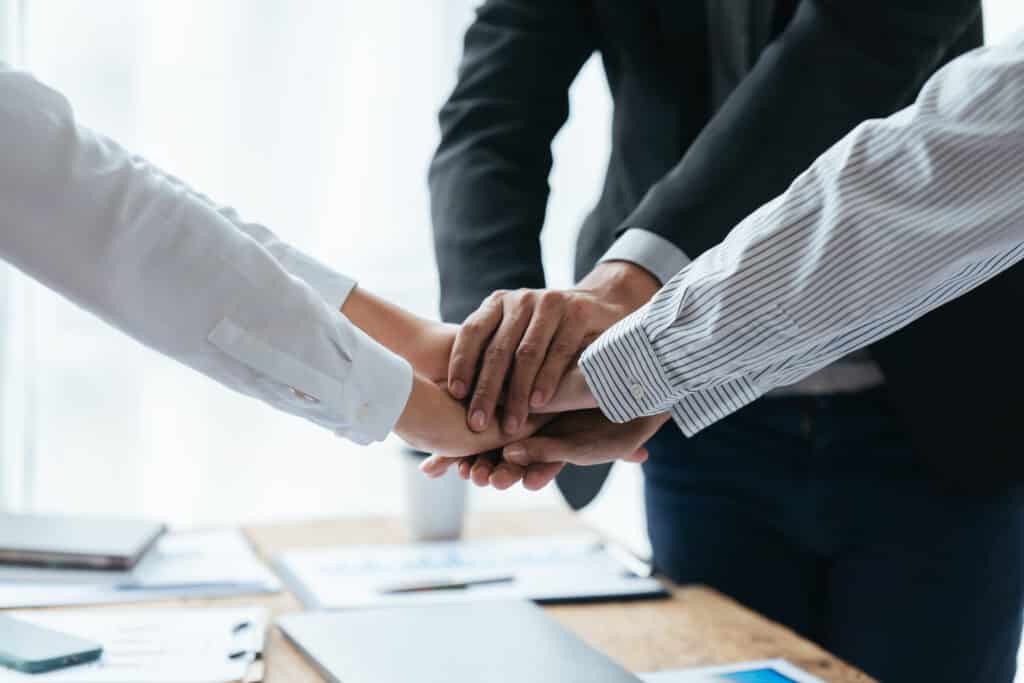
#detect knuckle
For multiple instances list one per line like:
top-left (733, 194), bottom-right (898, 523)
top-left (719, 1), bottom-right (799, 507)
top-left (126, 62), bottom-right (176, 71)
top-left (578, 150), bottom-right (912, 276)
top-left (515, 343), bottom-right (541, 362)
top-left (460, 320), bottom-right (484, 338)
top-left (548, 339), bottom-right (576, 358)
top-left (565, 297), bottom-right (590, 320)
top-left (539, 290), bottom-right (566, 310)
top-left (485, 344), bottom-right (510, 362)
top-left (515, 288), bottom-right (537, 306)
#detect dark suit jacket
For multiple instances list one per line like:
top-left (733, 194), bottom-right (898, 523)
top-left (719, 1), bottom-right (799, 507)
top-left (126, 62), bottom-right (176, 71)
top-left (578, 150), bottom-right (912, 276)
top-left (430, 0), bottom-right (1023, 493)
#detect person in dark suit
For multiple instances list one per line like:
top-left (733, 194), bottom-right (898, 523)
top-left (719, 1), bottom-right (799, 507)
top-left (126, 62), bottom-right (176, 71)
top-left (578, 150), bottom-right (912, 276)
top-left (429, 2), bottom-right (1024, 681)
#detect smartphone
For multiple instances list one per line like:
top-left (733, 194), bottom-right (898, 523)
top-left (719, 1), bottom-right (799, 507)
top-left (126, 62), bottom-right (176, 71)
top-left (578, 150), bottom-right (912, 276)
top-left (0, 615), bottom-right (103, 674)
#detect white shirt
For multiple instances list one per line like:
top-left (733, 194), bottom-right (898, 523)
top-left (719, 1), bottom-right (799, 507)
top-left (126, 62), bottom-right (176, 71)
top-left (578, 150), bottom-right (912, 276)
top-left (580, 30), bottom-right (1024, 436)
top-left (0, 66), bottom-right (412, 445)
top-left (600, 229), bottom-right (885, 397)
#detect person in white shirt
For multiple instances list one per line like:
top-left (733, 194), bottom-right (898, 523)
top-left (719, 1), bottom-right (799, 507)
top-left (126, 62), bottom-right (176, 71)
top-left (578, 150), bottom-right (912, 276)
top-left (0, 65), bottom-right (544, 457)
top-left (422, 30), bottom-right (1024, 481)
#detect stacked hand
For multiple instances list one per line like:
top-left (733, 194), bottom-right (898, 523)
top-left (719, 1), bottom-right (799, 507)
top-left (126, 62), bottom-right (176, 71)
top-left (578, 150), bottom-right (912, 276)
top-left (412, 261), bottom-right (670, 490)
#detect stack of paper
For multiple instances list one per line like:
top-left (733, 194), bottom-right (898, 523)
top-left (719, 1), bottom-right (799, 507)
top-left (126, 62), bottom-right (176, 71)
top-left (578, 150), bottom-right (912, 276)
top-left (275, 533), bottom-right (667, 609)
top-left (0, 607), bottom-right (268, 683)
top-left (0, 530), bottom-right (279, 608)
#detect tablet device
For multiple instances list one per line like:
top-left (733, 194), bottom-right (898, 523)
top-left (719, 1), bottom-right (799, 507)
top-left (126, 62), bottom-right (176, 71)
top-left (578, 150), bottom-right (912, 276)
top-left (644, 660), bottom-right (826, 683)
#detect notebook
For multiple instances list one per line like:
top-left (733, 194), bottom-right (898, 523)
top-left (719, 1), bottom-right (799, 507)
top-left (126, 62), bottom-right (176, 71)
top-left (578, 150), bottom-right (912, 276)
top-left (274, 533), bottom-right (666, 609)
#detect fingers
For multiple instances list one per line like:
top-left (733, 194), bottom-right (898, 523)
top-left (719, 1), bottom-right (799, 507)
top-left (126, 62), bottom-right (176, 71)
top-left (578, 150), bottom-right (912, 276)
top-left (501, 437), bottom-right (574, 467)
top-left (419, 454), bottom-right (461, 478)
top-left (448, 293), bottom-right (504, 401)
top-left (466, 295), bottom-right (534, 432)
top-left (523, 462), bottom-right (565, 491)
top-left (489, 462), bottom-right (527, 490)
top-left (468, 451), bottom-right (501, 486)
top-left (501, 292), bottom-right (563, 434)
top-left (530, 321), bottom-right (587, 411)
top-left (624, 447), bottom-right (649, 464)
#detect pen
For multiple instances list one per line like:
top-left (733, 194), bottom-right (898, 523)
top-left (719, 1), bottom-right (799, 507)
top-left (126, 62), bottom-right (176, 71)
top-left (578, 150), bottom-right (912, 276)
top-left (376, 575), bottom-right (515, 594)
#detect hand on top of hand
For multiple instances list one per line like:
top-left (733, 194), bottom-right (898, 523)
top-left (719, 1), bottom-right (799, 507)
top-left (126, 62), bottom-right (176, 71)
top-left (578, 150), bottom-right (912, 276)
top-left (446, 261), bottom-right (659, 437)
top-left (420, 410), bottom-right (670, 490)
top-left (395, 373), bottom-right (554, 459)
top-left (405, 261), bottom-right (663, 490)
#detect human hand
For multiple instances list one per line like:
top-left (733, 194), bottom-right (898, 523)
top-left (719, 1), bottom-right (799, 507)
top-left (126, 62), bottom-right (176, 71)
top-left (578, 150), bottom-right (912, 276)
top-left (420, 410), bottom-right (669, 490)
top-left (447, 261), bottom-right (659, 436)
top-left (395, 374), bottom-right (552, 458)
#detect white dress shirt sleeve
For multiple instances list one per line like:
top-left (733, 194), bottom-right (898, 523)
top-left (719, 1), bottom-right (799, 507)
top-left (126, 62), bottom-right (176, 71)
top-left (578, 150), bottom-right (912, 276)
top-left (0, 66), bottom-right (412, 445)
top-left (598, 228), bottom-right (691, 285)
top-left (579, 32), bottom-right (1024, 435)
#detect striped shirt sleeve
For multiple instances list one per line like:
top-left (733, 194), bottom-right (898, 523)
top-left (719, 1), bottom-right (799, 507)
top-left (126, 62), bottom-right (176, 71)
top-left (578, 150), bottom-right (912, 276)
top-left (579, 30), bottom-right (1024, 436)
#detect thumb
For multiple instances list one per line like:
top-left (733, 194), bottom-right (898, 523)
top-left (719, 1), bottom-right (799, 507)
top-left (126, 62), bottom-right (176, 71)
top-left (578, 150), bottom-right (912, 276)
top-left (502, 437), bottom-right (576, 467)
top-left (624, 447), bottom-right (649, 464)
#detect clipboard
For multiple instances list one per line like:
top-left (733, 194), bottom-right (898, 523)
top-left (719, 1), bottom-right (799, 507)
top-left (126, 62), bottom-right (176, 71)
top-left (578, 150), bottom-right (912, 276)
top-left (0, 607), bottom-right (268, 683)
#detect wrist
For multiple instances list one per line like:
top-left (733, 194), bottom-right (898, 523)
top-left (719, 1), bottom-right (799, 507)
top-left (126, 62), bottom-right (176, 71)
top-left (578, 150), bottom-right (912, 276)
top-left (394, 374), bottom-right (433, 451)
top-left (579, 261), bottom-right (660, 316)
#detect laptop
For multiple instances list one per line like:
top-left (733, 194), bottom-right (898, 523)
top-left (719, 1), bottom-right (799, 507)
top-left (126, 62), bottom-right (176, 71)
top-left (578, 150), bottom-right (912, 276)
top-left (278, 600), bottom-right (643, 683)
top-left (0, 514), bottom-right (166, 571)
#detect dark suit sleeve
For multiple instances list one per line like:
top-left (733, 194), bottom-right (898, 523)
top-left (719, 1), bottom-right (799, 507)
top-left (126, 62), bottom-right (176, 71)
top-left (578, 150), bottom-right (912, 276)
top-left (429, 0), bottom-right (594, 323)
top-left (623, 0), bottom-right (982, 258)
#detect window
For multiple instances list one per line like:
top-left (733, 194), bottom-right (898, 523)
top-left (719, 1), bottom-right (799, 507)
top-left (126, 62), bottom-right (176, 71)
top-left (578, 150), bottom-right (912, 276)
top-left (1, 0), bottom-right (1020, 539)
top-left (0, 0), bottom-right (612, 525)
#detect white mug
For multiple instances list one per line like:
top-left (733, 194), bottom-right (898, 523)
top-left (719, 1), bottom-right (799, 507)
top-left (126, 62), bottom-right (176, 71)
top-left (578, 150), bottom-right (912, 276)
top-left (400, 448), bottom-right (467, 541)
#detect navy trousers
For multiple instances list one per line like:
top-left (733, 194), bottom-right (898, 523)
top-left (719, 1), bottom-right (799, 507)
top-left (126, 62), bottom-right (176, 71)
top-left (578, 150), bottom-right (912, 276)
top-left (643, 388), bottom-right (1024, 682)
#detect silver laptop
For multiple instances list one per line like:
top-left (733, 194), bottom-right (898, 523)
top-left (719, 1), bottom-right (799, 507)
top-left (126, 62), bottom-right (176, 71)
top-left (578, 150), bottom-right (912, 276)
top-left (278, 600), bottom-right (643, 683)
top-left (0, 514), bottom-right (166, 571)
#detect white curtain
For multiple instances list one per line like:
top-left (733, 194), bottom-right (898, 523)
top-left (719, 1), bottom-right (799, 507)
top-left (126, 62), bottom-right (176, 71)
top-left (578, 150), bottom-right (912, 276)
top-left (0, 0), bottom-right (29, 511)
top-left (4, 0), bottom-right (1020, 528)
top-left (2, 0), bottom-right (609, 525)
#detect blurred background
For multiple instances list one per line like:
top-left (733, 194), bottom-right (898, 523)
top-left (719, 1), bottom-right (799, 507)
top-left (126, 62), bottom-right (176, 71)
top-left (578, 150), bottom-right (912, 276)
top-left (0, 0), bottom-right (1021, 532)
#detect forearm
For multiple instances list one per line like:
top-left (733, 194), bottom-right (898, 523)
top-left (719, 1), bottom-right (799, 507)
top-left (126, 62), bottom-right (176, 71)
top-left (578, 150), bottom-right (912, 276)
top-left (0, 67), bottom-right (411, 444)
top-left (581, 34), bottom-right (1024, 431)
top-left (429, 0), bottom-right (593, 322)
top-left (340, 286), bottom-right (454, 380)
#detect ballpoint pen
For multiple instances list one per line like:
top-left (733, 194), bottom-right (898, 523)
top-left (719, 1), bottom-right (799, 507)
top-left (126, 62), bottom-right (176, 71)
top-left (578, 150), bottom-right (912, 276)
top-left (376, 574), bottom-right (515, 595)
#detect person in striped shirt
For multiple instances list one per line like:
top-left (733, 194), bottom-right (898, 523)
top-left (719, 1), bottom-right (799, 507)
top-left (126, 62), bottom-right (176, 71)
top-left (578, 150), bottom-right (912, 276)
top-left (426, 28), bottom-right (1024, 682)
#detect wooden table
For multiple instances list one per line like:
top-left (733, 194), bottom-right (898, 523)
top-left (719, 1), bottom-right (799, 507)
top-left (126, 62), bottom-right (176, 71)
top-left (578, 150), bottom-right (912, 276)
top-left (30, 512), bottom-right (876, 682)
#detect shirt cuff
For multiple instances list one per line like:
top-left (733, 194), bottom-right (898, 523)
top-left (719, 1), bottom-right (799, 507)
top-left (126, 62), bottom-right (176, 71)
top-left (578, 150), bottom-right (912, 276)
top-left (333, 321), bottom-right (414, 445)
top-left (599, 229), bottom-right (691, 285)
top-left (579, 311), bottom-right (678, 423)
top-left (274, 247), bottom-right (358, 310)
top-left (669, 377), bottom-right (763, 436)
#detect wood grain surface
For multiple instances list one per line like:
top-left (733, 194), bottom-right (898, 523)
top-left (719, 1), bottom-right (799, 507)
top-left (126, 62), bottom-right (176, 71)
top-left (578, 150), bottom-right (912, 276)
top-left (10, 511), bottom-right (875, 682)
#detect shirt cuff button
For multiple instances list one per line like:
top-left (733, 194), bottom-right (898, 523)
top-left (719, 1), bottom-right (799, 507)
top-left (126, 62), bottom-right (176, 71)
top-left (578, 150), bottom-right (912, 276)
top-left (290, 387), bottom-right (320, 404)
top-left (629, 383), bottom-right (646, 400)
